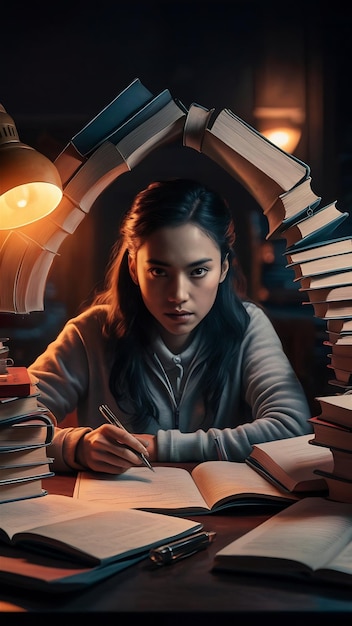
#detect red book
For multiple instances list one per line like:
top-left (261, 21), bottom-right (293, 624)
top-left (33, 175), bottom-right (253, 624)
top-left (0, 367), bottom-right (32, 398)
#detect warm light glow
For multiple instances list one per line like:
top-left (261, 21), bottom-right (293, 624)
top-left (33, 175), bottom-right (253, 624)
top-left (0, 182), bottom-right (62, 229)
top-left (253, 107), bottom-right (304, 154)
top-left (0, 104), bottom-right (63, 229)
top-left (261, 126), bottom-right (302, 154)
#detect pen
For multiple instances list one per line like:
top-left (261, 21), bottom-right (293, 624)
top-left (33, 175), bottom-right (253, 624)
top-left (99, 403), bottom-right (154, 472)
top-left (149, 530), bottom-right (216, 566)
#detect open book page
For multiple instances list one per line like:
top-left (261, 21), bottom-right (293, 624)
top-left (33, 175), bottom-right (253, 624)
top-left (16, 509), bottom-right (201, 565)
top-left (0, 494), bottom-right (115, 538)
top-left (74, 463), bottom-right (297, 515)
top-left (213, 497), bottom-right (352, 576)
top-left (190, 461), bottom-right (297, 509)
top-left (74, 466), bottom-right (210, 513)
top-left (0, 494), bottom-right (202, 565)
top-left (0, 543), bottom-right (144, 591)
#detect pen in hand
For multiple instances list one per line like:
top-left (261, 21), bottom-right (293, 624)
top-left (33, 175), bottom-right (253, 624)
top-left (99, 404), bottom-right (154, 472)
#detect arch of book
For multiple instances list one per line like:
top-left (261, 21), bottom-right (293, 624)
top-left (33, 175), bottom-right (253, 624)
top-left (0, 79), bottom-right (351, 392)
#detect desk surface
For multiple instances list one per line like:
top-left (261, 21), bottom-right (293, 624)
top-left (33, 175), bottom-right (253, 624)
top-left (2, 470), bottom-right (352, 622)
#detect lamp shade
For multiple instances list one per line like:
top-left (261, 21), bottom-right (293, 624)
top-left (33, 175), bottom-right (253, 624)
top-left (0, 104), bottom-right (63, 229)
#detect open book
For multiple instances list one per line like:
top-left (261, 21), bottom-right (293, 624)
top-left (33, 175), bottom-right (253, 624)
top-left (73, 461), bottom-right (299, 515)
top-left (213, 496), bottom-right (352, 589)
top-left (0, 494), bottom-right (202, 591)
top-left (245, 434), bottom-right (332, 493)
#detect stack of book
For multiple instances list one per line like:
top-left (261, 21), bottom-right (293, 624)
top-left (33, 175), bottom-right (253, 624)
top-left (0, 365), bottom-right (54, 504)
top-left (308, 394), bottom-right (352, 503)
top-left (183, 101), bottom-right (351, 389)
top-left (285, 239), bottom-right (352, 389)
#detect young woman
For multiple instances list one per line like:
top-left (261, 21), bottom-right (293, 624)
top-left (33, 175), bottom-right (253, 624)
top-left (29, 178), bottom-right (312, 473)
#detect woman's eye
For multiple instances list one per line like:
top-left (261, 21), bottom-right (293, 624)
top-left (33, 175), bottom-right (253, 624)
top-left (149, 268), bottom-right (166, 277)
top-left (191, 267), bottom-right (208, 277)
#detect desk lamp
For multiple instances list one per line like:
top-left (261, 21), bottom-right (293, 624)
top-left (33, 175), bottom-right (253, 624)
top-left (0, 104), bottom-right (63, 230)
top-left (0, 79), bottom-right (185, 316)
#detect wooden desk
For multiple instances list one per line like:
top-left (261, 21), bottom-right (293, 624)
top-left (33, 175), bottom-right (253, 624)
top-left (2, 471), bottom-right (352, 624)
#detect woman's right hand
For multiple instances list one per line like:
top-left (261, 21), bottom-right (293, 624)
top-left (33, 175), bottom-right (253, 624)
top-left (75, 423), bottom-right (151, 474)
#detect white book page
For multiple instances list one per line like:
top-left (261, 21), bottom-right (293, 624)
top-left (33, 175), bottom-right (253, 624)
top-left (216, 497), bottom-right (352, 571)
top-left (0, 494), bottom-right (117, 539)
top-left (21, 509), bottom-right (201, 562)
top-left (191, 461), bottom-right (293, 509)
top-left (73, 466), bottom-right (209, 512)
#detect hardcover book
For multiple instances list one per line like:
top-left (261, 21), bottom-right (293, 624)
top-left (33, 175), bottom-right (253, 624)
top-left (213, 496), bottom-right (352, 588)
top-left (0, 494), bottom-right (202, 591)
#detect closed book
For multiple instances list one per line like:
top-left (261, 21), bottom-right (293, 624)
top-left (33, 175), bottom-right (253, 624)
top-left (329, 353), bottom-right (352, 373)
top-left (291, 252), bottom-right (352, 281)
top-left (0, 415), bottom-right (54, 451)
top-left (0, 446), bottom-right (53, 467)
top-left (194, 106), bottom-right (310, 217)
top-left (309, 416), bottom-right (352, 450)
top-left (0, 463), bottom-right (54, 485)
top-left (328, 318), bottom-right (352, 334)
top-left (300, 270), bottom-right (352, 291)
top-left (330, 446), bottom-right (352, 479)
top-left (313, 469), bottom-right (352, 504)
top-left (0, 367), bottom-right (31, 398)
top-left (285, 236), bottom-right (352, 265)
top-left (304, 284), bottom-right (352, 304)
top-left (314, 394), bottom-right (352, 429)
top-left (326, 343), bottom-right (352, 357)
top-left (0, 388), bottom-right (43, 422)
top-left (282, 202), bottom-right (349, 250)
top-left (245, 434), bottom-right (332, 493)
top-left (326, 332), bottom-right (352, 345)
top-left (264, 177), bottom-right (321, 238)
top-left (307, 300), bottom-right (352, 320)
top-left (0, 478), bottom-right (48, 504)
top-left (71, 77), bottom-right (154, 156)
top-left (310, 442), bottom-right (352, 481)
top-left (327, 366), bottom-right (352, 386)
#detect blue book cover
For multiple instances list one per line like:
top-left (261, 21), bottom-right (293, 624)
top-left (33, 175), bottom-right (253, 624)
top-left (71, 78), bottom-right (154, 156)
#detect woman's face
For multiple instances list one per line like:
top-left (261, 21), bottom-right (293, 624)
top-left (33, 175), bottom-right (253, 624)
top-left (128, 223), bottom-right (229, 353)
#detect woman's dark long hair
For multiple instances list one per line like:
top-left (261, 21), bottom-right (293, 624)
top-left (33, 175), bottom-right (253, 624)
top-left (93, 178), bottom-right (250, 427)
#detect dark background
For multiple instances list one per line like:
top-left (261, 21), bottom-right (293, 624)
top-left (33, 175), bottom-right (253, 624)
top-left (1, 0), bottom-right (351, 412)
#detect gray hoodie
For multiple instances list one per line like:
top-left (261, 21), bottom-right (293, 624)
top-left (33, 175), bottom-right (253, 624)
top-left (29, 302), bottom-right (312, 471)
